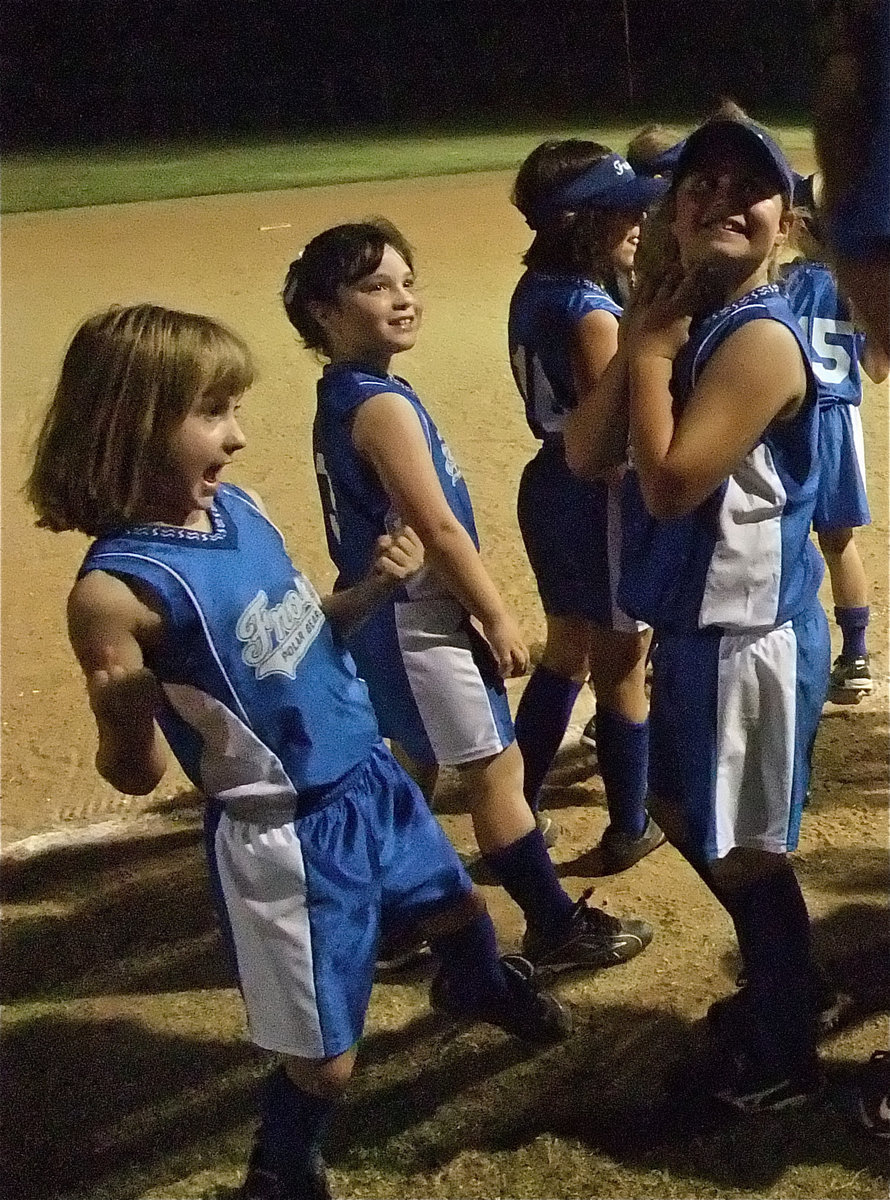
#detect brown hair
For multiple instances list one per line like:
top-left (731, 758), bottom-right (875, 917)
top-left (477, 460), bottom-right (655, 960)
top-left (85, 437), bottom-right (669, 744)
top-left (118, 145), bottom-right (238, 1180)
top-left (26, 304), bottom-right (254, 537)
top-left (282, 219), bottom-right (415, 355)
top-left (512, 139), bottom-right (627, 280)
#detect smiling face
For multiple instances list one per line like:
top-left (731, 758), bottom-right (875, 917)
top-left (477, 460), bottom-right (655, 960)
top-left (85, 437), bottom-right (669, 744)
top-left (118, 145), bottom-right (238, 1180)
top-left (315, 243), bottom-right (422, 372)
top-left (605, 208), bottom-right (646, 276)
top-left (152, 383), bottom-right (247, 528)
top-left (671, 148), bottom-right (790, 289)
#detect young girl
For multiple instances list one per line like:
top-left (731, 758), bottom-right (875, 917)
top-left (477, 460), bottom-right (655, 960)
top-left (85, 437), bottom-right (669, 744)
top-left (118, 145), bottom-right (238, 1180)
top-left (26, 304), bottom-right (574, 1200)
top-left (282, 222), bottom-right (653, 977)
top-left (509, 139), bottom-right (667, 872)
top-left (616, 118), bottom-right (831, 1110)
top-left (782, 173), bottom-right (889, 700)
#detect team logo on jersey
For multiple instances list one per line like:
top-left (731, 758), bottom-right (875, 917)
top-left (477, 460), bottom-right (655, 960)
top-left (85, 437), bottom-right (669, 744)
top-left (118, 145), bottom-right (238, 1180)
top-left (235, 579), bottom-right (324, 679)
top-left (437, 431), bottom-right (463, 484)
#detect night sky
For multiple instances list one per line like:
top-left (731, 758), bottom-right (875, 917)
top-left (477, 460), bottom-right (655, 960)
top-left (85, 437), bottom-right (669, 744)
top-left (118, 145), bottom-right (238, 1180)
top-left (3, 0), bottom-right (818, 150)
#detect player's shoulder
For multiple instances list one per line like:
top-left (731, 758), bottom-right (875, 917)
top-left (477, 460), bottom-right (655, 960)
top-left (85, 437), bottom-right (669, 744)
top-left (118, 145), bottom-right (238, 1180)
top-left (318, 361), bottom-right (416, 415)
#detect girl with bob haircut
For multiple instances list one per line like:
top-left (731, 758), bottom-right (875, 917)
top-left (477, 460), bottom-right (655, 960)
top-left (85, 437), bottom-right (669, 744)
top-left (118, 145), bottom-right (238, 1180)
top-left (282, 219), bottom-right (653, 979)
top-left (509, 139), bottom-right (667, 873)
top-left (28, 303), bottom-right (575, 1200)
top-left (591, 117), bottom-right (832, 1112)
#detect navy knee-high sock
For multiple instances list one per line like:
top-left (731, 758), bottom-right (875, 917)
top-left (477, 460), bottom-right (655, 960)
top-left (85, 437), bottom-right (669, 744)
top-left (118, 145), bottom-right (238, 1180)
top-left (483, 828), bottom-right (575, 934)
top-left (514, 666), bottom-right (582, 811)
top-left (430, 912), bottom-right (509, 1007)
top-left (259, 1065), bottom-right (335, 1184)
top-left (595, 707), bottom-right (649, 838)
top-left (715, 864), bottom-right (818, 1067)
top-left (835, 605), bottom-right (869, 660)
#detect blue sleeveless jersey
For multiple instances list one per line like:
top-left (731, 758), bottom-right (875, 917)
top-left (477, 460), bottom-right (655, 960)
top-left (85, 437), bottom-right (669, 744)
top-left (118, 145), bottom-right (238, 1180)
top-left (508, 271), bottom-right (622, 438)
top-left (618, 284), bottom-right (823, 632)
top-left (314, 362), bottom-right (478, 601)
top-left (781, 259), bottom-right (865, 407)
top-left (828, 0), bottom-right (890, 258)
top-left (79, 485), bottom-right (380, 806)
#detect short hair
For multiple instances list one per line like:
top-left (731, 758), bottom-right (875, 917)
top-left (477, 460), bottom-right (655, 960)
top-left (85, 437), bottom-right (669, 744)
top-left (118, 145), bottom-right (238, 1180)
top-left (626, 124), bottom-right (684, 174)
top-left (707, 96), bottom-right (750, 121)
top-left (512, 139), bottom-right (624, 277)
top-left (282, 219), bottom-right (415, 354)
top-left (26, 304), bottom-right (254, 537)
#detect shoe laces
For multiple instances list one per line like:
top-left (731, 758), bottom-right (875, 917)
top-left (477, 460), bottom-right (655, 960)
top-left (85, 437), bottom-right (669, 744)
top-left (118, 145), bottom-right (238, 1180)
top-left (571, 888), bottom-right (622, 936)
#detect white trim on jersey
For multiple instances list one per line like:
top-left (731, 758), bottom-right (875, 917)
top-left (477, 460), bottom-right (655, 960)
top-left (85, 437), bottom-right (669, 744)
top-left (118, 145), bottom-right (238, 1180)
top-left (699, 444), bottom-right (787, 630)
top-left (713, 621), bottom-right (797, 858)
top-left (164, 682), bottom-right (299, 807)
top-left (89, 550), bottom-right (253, 727)
top-left (211, 811), bottom-right (325, 1057)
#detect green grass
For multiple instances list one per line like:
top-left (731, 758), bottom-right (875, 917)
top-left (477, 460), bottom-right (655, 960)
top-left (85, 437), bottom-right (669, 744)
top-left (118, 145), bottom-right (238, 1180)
top-left (2, 123), bottom-right (816, 214)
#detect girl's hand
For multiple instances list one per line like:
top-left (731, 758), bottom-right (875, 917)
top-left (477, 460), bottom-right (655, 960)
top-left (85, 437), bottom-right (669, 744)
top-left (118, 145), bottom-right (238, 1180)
top-left (87, 662), bottom-right (162, 730)
top-left (482, 612), bottom-right (529, 678)
top-left (371, 525), bottom-right (425, 585)
top-left (625, 263), bottom-right (724, 363)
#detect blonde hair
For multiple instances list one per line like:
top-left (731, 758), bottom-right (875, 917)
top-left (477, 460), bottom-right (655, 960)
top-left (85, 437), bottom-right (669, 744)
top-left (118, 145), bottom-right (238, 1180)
top-left (626, 124), bottom-right (684, 174)
top-left (27, 304), bottom-right (254, 537)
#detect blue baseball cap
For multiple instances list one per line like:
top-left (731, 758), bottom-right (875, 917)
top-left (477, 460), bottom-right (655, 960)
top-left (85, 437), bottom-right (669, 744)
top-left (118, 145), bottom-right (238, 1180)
top-left (673, 118), bottom-right (796, 200)
top-left (630, 138), bottom-right (687, 178)
top-left (529, 153), bottom-right (669, 228)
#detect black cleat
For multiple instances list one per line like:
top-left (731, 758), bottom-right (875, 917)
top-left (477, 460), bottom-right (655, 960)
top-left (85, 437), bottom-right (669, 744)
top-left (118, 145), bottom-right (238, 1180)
top-left (430, 953), bottom-right (572, 1045)
top-left (598, 816), bottom-right (666, 873)
top-left (828, 653), bottom-right (873, 701)
top-left (239, 1135), bottom-right (332, 1200)
top-left (713, 1052), bottom-right (824, 1113)
top-left (522, 889), bottom-right (653, 977)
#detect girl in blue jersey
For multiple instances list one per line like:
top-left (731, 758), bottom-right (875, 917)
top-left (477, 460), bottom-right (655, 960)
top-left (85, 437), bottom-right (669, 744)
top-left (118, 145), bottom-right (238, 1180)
top-left (783, 176), bottom-right (889, 700)
top-left (283, 221), bottom-right (653, 979)
top-left (507, 140), bottom-right (667, 872)
top-left (615, 118), bottom-right (833, 1110)
top-left (26, 304), bottom-right (574, 1200)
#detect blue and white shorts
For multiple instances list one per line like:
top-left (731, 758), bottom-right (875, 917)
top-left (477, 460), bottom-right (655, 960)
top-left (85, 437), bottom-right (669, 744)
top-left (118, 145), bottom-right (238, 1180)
top-left (813, 403), bottom-right (871, 531)
top-left (204, 741), bottom-right (472, 1058)
top-left (648, 604), bottom-right (830, 861)
top-left (346, 594), bottom-right (514, 767)
top-left (518, 442), bottom-right (644, 632)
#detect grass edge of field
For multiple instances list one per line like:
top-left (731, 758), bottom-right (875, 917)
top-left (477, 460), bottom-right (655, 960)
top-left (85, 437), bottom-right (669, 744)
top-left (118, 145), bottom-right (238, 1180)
top-left (1, 122), bottom-right (816, 214)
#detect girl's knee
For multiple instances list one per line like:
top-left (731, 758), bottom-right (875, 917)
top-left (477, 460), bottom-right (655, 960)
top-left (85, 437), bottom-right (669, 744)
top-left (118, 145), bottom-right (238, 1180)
top-left (817, 527), bottom-right (854, 556)
top-left (283, 1047), bottom-right (357, 1099)
top-left (540, 616), bottom-right (592, 680)
top-left (710, 847), bottom-right (787, 889)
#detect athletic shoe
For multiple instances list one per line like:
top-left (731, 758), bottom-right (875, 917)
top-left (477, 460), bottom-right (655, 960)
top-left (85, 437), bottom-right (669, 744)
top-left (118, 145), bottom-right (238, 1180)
top-left (536, 811), bottom-right (559, 849)
top-left (521, 889), bottom-right (653, 977)
top-left (375, 931), bottom-right (430, 972)
top-left (707, 977), bottom-right (856, 1039)
top-left (847, 1050), bottom-right (890, 1139)
top-left (239, 1136), bottom-right (332, 1200)
top-left (579, 715), bottom-right (597, 748)
top-left (598, 816), bottom-right (666, 873)
top-left (713, 1052), bottom-right (824, 1113)
top-left (829, 653), bottom-right (873, 698)
top-left (429, 953), bottom-right (572, 1045)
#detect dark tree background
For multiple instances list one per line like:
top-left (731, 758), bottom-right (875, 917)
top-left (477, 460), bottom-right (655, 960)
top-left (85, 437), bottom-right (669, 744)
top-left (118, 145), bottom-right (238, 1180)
top-left (2, 0), bottom-right (816, 151)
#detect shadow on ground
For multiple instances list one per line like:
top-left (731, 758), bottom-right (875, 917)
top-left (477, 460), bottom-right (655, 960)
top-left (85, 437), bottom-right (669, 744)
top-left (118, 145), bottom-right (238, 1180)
top-left (2, 821), bottom-right (888, 1199)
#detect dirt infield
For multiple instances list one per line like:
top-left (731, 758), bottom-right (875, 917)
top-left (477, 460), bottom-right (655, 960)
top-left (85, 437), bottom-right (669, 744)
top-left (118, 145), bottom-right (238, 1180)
top-left (2, 172), bottom-right (889, 1198)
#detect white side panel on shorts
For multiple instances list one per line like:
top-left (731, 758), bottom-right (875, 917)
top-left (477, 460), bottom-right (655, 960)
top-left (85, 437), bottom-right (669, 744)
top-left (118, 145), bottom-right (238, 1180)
top-left (606, 479), bottom-right (649, 634)
top-left (849, 405), bottom-right (868, 494)
top-left (714, 622), bottom-right (797, 857)
top-left (164, 682), bottom-right (299, 807)
top-left (394, 595), bottom-right (505, 765)
top-left (700, 444), bottom-right (786, 630)
top-left (213, 812), bottom-right (325, 1057)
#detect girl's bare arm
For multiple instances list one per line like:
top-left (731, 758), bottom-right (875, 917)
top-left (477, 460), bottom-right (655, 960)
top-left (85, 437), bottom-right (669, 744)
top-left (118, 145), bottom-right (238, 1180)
top-left (351, 392), bottom-right (528, 677)
top-left (67, 570), bottom-right (167, 795)
top-left (563, 308), bottom-right (629, 480)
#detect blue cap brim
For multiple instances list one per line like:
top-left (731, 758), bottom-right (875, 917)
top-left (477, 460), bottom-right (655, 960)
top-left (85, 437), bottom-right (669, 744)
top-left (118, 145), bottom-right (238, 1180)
top-left (591, 174), bottom-right (670, 210)
top-left (674, 119), bottom-right (794, 200)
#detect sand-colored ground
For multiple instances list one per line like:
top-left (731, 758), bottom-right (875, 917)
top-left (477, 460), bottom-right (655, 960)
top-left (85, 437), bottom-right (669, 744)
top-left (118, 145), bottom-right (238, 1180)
top-left (2, 173), bottom-right (888, 1198)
